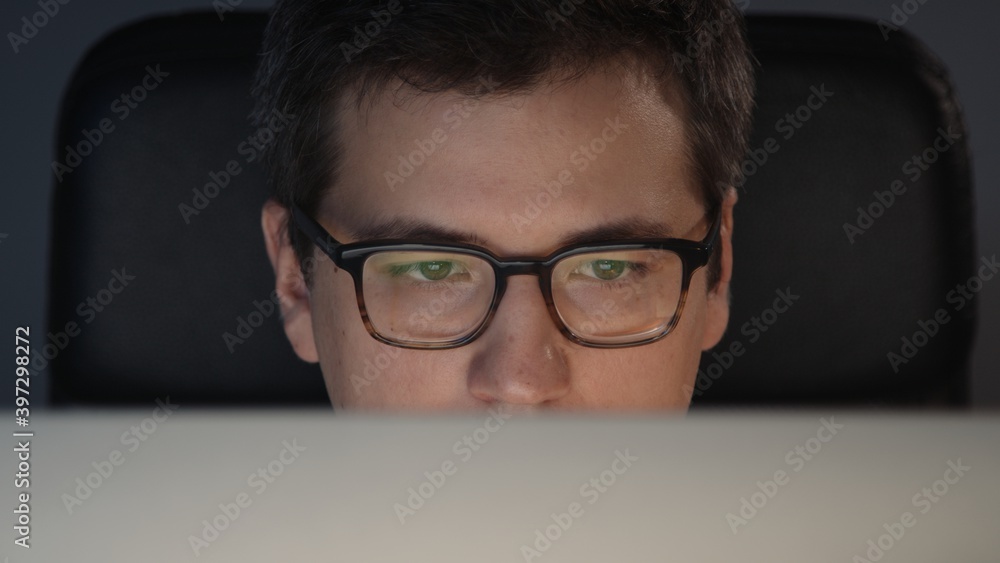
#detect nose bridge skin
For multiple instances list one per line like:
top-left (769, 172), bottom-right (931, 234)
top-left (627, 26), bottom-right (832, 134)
top-left (465, 274), bottom-right (572, 407)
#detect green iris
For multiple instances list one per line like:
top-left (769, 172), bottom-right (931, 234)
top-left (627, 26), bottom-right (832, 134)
top-left (385, 261), bottom-right (456, 281)
top-left (418, 261), bottom-right (452, 281)
top-left (592, 259), bottom-right (627, 280)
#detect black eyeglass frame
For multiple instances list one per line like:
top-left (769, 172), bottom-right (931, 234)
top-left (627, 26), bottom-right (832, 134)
top-left (291, 204), bottom-right (722, 349)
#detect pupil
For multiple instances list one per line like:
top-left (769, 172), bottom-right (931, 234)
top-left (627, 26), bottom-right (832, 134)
top-left (594, 260), bottom-right (625, 280)
top-left (420, 261), bottom-right (452, 280)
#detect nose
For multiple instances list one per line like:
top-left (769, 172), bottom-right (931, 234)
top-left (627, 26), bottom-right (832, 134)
top-left (465, 275), bottom-right (572, 407)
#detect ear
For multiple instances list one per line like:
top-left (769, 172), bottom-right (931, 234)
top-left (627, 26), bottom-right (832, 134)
top-left (701, 188), bottom-right (737, 351)
top-left (262, 199), bottom-right (319, 363)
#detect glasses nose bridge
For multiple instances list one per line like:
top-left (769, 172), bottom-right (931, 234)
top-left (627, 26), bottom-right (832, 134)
top-left (497, 260), bottom-right (545, 277)
top-left (493, 260), bottom-right (554, 292)
top-left (492, 260), bottom-right (552, 303)
top-left (488, 260), bottom-right (558, 333)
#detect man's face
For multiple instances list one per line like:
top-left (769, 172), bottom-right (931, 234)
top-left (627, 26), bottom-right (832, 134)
top-left (263, 64), bottom-right (735, 411)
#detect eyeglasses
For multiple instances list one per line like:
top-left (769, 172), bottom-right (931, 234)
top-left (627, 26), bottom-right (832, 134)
top-left (291, 204), bottom-right (721, 349)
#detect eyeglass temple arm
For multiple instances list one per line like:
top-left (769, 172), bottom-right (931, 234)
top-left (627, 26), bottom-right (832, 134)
top-left (290, 203), bottom-right (341, 256)
top-left (702, 208), bottom-right (724, 248)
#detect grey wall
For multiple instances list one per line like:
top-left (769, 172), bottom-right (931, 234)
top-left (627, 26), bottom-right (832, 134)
top-left (2, 0), bottom-right (996, 408)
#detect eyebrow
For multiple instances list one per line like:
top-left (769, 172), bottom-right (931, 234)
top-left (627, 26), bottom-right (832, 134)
top-left (558, 218), bottom-right (677, 246)
top-left (346, 216), bottom-right (678, 249)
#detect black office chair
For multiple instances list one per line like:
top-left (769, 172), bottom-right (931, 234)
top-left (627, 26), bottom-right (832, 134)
top-left (48, 12), bottom-right (975, 408)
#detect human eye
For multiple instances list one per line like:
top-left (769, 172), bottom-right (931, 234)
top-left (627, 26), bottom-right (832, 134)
top-left (576, 258), bottom-right (649, 282)
top-left (385, 259), bottom-right (469, 282)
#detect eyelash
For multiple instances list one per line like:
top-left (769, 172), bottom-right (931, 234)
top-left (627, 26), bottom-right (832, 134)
top-left (577, 261), bottom-right (650, 278)
top-left (385, 262), bottom-right (472, 283)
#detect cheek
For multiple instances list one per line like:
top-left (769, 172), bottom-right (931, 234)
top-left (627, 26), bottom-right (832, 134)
top-left (574, 284), bottom-right (708, 406)
top-left (670, 275), bottom-right (709, 374)
top-left (311, 264), bottom-right (360, 345)
top-left (633, 335), bottom-right (699, 394)
top-left (309, 264), bottom-right (379, 401)
top-left (310, 264), bottom-right (467, 407)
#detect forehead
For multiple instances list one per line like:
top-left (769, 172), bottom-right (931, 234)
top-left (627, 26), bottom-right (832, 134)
top-left (322, 64), bottom-right (702, 256)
